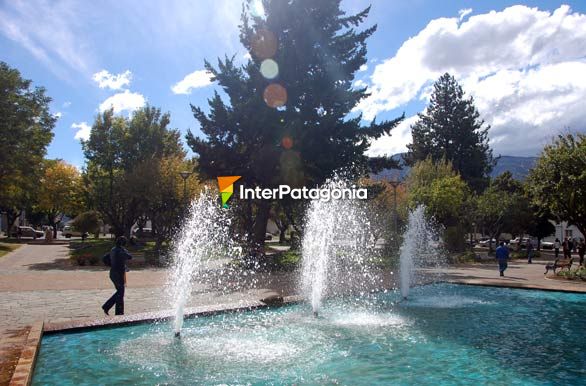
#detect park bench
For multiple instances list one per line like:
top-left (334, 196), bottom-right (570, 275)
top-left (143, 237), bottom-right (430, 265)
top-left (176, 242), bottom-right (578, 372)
top-left (544, 258), bottom-right (573, 275)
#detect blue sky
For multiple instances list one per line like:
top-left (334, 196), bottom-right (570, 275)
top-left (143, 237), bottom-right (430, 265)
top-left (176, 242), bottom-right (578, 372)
top-left (1, 0), bottom-right (585, 168)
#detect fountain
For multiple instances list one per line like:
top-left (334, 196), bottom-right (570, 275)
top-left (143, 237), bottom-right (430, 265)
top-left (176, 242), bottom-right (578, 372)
top-left (399, 205), bottom-right (442, 299)
top-left (167, 188), bottom-right (240, 337)
top-left (300, 177), bottom-right (376, 316)
top-left (32, 189), bottom-right (586, 385)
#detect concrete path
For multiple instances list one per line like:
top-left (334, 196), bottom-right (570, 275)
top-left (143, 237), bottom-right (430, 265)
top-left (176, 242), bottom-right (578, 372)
top-left (439, 258), bottom-right (586, 293)
top-left (0, 244), bottom-right (166, 291)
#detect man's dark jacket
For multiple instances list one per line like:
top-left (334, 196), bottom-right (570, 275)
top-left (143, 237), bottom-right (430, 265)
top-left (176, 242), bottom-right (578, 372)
top-left (108, 246), bottom-right (132, 285)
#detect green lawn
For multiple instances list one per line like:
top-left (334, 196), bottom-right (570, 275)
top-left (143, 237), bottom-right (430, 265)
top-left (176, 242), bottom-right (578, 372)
top-left (0, 242), bottom-right (22, 258)
top-left (69, 239), bottom-right (164, 266)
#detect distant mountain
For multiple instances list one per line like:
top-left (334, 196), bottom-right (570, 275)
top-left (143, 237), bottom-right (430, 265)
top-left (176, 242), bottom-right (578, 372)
top-left (372, 154), bottom-right (537, 181)
top-left (490, 156), bottom-right (537, 180)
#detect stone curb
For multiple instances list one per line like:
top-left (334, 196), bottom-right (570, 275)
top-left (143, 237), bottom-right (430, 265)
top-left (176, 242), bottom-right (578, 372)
top-left (8, 321), bottom-right (43, 386)
top-left (448, 279), bottom-right (586, 293)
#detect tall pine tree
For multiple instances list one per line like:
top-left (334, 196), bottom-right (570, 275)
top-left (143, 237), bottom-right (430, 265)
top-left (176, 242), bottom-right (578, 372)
top-left (187, 0), bottom-right (402, 247)
top-left (406, 73), bottom-right (494, 192)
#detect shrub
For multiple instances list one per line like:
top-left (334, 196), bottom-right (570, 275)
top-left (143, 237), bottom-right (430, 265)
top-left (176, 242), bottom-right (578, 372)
top-left (557, 266), bottom-right (586, 281)
top-left (74, 253), bottom-right (100, 266)
top-left (444, 225), bottom-right (466, 252)
top-left (277, 250), bottom-right (301, 267)
top-left (448, 250), bottom-right (476, 264)
top-left (72, 211), bottom-right (101, 236)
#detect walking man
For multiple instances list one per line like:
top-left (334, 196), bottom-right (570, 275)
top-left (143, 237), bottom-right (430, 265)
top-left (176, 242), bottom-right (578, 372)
top-left (554, 238), bottom-right (560, 258)
top-left (562, 238), bottom-right (570, 259)
top-left (496, 241), bottom-right (509, 277)
top-left (526, 240), bottom-right (534, 264)
top-left (102, 236), bottom-right (132, 315)
top-left (578, 238), bottom-right (585, 266)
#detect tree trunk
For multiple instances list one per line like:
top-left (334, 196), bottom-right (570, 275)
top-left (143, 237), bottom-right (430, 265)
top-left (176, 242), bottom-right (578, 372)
top-left (252, 200), bottom-right (271, 250)
top-left (6, 209), bottom-right (21, 237)
top-left (124, 217), bottom-right (133, 239)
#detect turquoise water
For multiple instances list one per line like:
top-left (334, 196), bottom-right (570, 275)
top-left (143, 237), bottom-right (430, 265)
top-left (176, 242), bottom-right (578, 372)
top-left (33, 284), bottom-right (585, 385)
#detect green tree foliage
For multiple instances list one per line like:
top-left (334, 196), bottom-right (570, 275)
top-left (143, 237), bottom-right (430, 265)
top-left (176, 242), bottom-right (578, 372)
top-left (407, 73), bottom-right (494, 192)
top-left (133, 156), bottom-right (202, 251)
top-left (475, 172), bottom-right (527, 251)
top-left (38, 160), bottom-right (84, 237)
top-left (527, 133), bottom-right (586, 237)
top-left (186, 0), bottom-right (403, 247)
top-left (406, 158), bottom-right (470, 251)
top-left (83, 106), bottom-right (185, 237)
top-left (72, 210), bottom-right (101, 237)
top-left (406, 157), bottom-right (468, 226)
top-left (526, 213), bottom-right (555, 249)
top-left (0, 62), bottom-right (55, 231)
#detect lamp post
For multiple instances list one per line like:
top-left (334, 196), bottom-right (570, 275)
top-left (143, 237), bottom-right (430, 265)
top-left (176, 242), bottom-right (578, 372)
top-left (388, 179), bottom-right (402, 249)
top-left (179, 171), bottom-right (192, 200)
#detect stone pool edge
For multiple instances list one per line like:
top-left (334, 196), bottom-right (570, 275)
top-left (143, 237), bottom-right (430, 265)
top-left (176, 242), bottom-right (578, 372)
top-left (8, 321), bottom-right (43, 386)
top-left (42, 295), bottom-right (304, 334)
top-left (447, 279), bottom-right (586, 293)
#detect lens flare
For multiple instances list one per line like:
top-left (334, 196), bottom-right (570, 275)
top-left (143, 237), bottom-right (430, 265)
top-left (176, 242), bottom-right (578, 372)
top-left (249, 0), bottom-right (265, 18)
top-left (260, 59), bottom-right (279, 79)
top-left (281, 136), bottom-right (293, 149)
top-left (251, 29), bottom-right (278, 59)
top-left (263, 83), bottom-right (287, 108)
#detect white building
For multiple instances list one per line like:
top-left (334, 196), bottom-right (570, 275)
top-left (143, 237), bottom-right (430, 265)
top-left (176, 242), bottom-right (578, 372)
top-left (543, 221), bottom-right (584, 242)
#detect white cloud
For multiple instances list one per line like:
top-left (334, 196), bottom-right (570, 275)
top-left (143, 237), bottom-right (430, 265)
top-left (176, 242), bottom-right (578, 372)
top-left (0, 1), bottom-right (92, 79)
top-left (62, 101), bottom-right (72, 108)
top-left (92, 70), bottom-right (132, 90)
top-left (367, 116), bottom-right (418, 157)
top-left (360, 5), bottom-right (586, 156)
top-left (72, 122), bottom-right (91, 141)
top-left (171, 70), bottom-right (214, 95)
top-left (358, 64), bottom-right (368, 72)
top-left (99, 90), bottom-right (146, 114)
top-left (458, 8), bottom-right (472, 21)
top-left (53, 112), bottom-right (62, 119)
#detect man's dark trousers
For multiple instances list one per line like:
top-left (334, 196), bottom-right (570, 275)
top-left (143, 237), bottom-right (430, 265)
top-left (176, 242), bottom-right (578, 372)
top-left (103, 272), bottom-right (125, 315)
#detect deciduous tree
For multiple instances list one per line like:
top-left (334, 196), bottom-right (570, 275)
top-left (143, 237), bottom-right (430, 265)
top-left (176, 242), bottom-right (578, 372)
top-left (527, 133), bottom-right (586, 237)
top-left (0, 62), bottom-right (55, 232)
top-left (406, 158), bottom-right (471, 251)
top-left (38, 160), bottom-right (84, 237)
top-left (83, 106), bottom-right (184, 237)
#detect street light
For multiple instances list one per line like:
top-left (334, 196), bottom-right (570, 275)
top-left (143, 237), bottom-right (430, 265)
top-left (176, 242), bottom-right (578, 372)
top-left (388, 178), bottom-right (402, 249)
top-left (179, 171), bottom-right (192, 200)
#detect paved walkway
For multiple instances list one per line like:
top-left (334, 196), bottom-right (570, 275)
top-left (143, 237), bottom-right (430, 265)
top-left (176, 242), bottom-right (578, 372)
top-left (0, 245), bottom-right (584, 385)
top-left (439, 259), bottom-right (586, 293)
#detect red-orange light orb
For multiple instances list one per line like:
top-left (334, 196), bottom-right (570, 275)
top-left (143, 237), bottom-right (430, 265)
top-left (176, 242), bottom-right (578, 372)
top-left (263, 83), bottom-right (287, 108)
top-left (251, 29), bottom-right (278, 60)
top-left (281, 136), bottom-right (293, 149)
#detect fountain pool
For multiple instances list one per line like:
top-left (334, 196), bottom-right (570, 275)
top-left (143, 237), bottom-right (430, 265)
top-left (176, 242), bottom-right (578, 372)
top-left (33, 284), bottom-right (585, 385)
